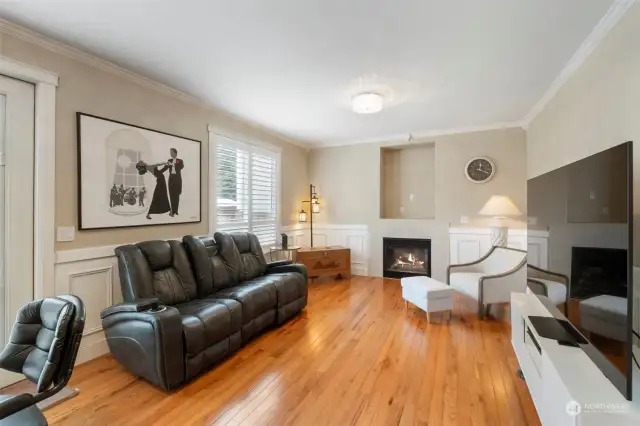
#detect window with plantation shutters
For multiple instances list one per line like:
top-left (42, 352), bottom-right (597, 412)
top-left (215, 136), bottom-right (280, 247)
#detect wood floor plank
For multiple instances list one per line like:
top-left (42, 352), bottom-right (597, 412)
top-left (41, 276), bottom-right (540, 426)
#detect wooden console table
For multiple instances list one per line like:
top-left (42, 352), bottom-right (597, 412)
top-left (296, 246), bottom-right (351, 279)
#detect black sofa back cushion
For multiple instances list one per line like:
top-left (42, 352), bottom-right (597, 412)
top-left (214, 232), bottom-right (267, 282)
top-left (115, 240), bottom-right (198, 305)
top-left (183, 235), bottom-right (234, 295)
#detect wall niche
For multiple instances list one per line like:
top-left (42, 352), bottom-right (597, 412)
top-left (380, 143), bottom-right (435, 219)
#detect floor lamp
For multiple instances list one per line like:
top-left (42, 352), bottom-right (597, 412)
top-left (299, 184), bottom-right (320, 247)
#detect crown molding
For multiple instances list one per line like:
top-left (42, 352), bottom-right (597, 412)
top-left (0, 18), bottom-right (311, 150)
top-left (311, 121), bottom-right (523, 149)
top-left (520, 0), bottom-right (635, 128)
top-left (0, 18), bottom-right (202, 104)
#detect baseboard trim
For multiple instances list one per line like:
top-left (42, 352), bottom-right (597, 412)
top-left (76, 336), bottom-right (109, 365)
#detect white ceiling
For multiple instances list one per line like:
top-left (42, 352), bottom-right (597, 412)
top-left (0, 0), bottom-right (617, 146)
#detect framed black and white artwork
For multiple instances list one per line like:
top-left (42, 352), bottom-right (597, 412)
top-left (77, 113), bottom-right (201, 230)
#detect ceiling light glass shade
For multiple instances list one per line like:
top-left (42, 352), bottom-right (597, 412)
top-left (352, 93), bottom-right (384, 114)
top-left (298, 209), bottom-right (307, 223)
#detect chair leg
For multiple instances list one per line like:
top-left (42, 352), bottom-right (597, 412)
top-left (564, 301), bottom-right (568, 317)
top-left (478, 304), bottom-right (485, 320)
top-left (484, 304), bottom-right (491, 319)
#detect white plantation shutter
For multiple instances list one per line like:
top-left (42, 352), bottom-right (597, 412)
top-left (251, 152), bottom-right (278, 246)
top-left (216, 136), bottom-right (279, 246)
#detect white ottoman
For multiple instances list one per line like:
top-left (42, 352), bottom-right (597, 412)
top-left (401, 276), bottom-right (454, 322)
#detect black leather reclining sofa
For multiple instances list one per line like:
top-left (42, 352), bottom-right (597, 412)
top-left (100, 232), bottom-right (308, 390)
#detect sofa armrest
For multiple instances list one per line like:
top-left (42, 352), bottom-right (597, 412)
top-left (0, 394), bottom-right (34, 420)
top-left (527, 264), bottom-right (569, 285)
top-left (0, 394), bottom-right (46, 425)
top-left (446, 247), bottom-right (500, 283)
top-left (100, 298), bottom-right (160, 318)
top-left (266, 263), bottom-right (308, 281)
top-left (527, 278), bottom-right (549, 296)
top-left (267, 260), bottom-right (293, 268)
top-left (101, 304), bottom-right (184, 391)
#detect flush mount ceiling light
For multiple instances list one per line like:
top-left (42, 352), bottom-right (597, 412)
top-left (352, 92), bottom-right (384, 114)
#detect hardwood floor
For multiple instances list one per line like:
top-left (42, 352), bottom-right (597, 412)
top-left (45, 276), bottom-right (540, 426)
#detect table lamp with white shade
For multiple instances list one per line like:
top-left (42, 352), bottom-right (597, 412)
top-left (478, 195), bottom-right (522, 247)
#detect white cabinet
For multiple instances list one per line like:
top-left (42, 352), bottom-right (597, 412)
top-left (449, 227), bottom-right (548, 268)
top-left (512, 293), bottom-right (640, 426)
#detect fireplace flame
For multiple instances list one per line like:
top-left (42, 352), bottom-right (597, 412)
top-left (393, 252), bottom-right (424, 267)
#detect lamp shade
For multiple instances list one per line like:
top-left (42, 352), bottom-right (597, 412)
top-left (298, 209), bottom-right (307, 223)
top-left (478, 195), bottom-right (522, 217)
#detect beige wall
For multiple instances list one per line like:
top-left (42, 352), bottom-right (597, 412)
top-left (0, 31), bottom-right (309, 250)
top-left (309, 127), bottom-right (527, 280)
top-left (381, 144), bottom-right (435, 219)
top-left (527, 4), bottom-right (640, 179)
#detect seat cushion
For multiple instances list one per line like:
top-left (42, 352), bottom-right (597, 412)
top-left (213, 279), bottom-right (278, 324)
top-left (580, 295), bottom-right (627, 324)
top-left (268, 272), bottom-right (307, 307)
top-left (449, 272), bottom-right (484, 300)
top-left (579, 295), bottom-right (627, 342)
top-left (267, 272), bottom-right (307, 324)
top-left (400, 276), bottom-right (453, 300)
top-left (174, 299), bottom-right (242, 357)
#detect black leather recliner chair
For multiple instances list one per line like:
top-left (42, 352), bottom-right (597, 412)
top-left (0, 295), bottom-right (85, 426)
top-left (102, 232), bottom-right (308, 391)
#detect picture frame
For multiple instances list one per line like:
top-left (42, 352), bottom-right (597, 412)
top-left (77, 112), bottom-right (202, 230)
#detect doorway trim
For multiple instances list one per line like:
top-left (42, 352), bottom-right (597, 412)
top-left (0, 55), bottom-right (58, 300)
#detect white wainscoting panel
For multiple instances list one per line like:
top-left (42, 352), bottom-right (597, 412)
top-left (55, 246), bottom-right (122, 365)
top-left (456, 239), bottom-right (484, 264)
top-left (449, 228), bottom-right (549, 269)
top-left (282, 224), bottom-right (369, 276)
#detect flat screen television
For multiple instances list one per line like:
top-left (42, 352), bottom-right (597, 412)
top-left (527, 141), bottom-right (634, 400)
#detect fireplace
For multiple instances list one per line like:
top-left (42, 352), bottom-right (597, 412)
top-left (383, 237), bottom-right (431, 278)
top-left (570, 247), bottom-right (627, 299)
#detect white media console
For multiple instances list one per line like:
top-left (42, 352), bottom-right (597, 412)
top-left (511, 293), bottom-right (640, 425)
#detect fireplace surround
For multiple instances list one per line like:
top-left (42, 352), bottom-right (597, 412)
top-left (570, 246), bottom-right (627, 299)
top-left (383, 237), bottom-right (431, 278)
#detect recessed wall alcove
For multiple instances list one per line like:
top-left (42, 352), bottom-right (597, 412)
top-left (380, 143), bottom-right (435, 219)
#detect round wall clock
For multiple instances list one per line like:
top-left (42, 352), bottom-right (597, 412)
top-left (465, 157), bottom-right (496, 184)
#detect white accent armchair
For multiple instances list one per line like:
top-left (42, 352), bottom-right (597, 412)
top-left (447, 246), bottom-right (527, 319)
